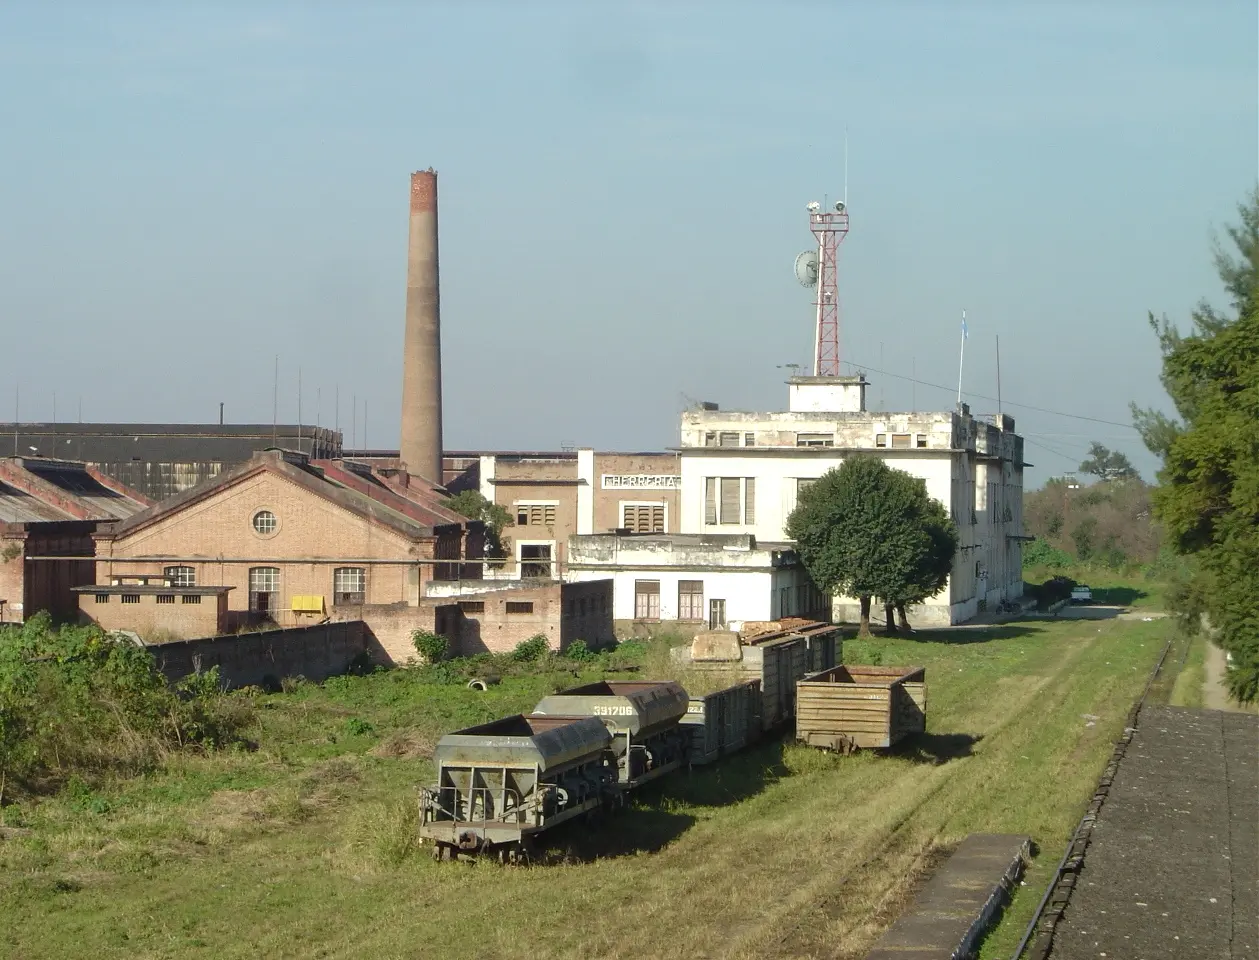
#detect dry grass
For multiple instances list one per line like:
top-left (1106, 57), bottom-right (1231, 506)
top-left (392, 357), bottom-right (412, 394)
top-left (0, 616), bottom-right (1170, 960)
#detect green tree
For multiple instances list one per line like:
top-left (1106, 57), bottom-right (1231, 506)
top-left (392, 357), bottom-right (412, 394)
top-left (1134, 188), bottom-right (1259, 703)
top-left (1078, 442), bottom-right (1140, 483)
top-left (786, 458), bottom-right (954, 637)
top-left (443, 489), bottom-right (513, 562)
top-left (886, 494), bottom-right (958, 632)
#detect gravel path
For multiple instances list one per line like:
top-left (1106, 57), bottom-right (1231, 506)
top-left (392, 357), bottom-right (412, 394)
top-left (1051, 706), bottom-right (1258, 959)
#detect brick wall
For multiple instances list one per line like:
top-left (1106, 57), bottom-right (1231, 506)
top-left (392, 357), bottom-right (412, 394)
top-left (330, 603), bottom-right (437, 666)
top-left (79, 591), bottom-right (226, 640)
top-left (0, 529), bottom-right (24, 623)
top-left (96, 471), bottom-right (432, 624)
top-left (147, 621), bottom-right (368, 688)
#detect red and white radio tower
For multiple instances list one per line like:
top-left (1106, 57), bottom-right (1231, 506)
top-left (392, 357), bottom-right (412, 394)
top-left (809, 199), bottom-right (849, 376)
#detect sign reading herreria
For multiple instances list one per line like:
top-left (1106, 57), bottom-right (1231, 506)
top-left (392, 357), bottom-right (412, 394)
top-left (601, 475), bottom-right (682, 490)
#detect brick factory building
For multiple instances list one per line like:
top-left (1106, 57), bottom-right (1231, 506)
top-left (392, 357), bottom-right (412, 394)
top-left (0, 456), bottom-right (150, 623)
top-left (82, 449), bottom-right (613, 661)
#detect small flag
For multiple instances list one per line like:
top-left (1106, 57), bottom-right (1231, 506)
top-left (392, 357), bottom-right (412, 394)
top-left (961, 310), bottom-right (968, 340)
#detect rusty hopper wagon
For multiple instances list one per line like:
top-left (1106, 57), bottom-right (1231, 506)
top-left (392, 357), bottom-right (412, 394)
top-left (533, 681), bottom-right (690, 789)
top-left (683, 680), bottom-right (762, 766)
top-left (796, 665), bottom-right (927, 752)
top-left (417, 714), bottom-right (614, 862)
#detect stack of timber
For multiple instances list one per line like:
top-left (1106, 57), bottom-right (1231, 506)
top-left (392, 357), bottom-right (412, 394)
top-left (672, 620), bottom-right (842, 732)
top-left (796, 665), bottom-right (927, 752)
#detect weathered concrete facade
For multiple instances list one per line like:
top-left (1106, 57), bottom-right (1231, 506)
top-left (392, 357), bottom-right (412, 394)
top-left (675, 378), bottom-right (1027, 625)
top-left (566, 533), bottom-right (826, 637)
top-left (470, 449), bottom-right (682, 580)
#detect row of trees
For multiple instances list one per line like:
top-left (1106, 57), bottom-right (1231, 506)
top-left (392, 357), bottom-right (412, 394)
top-left (1133, 187), bottom-right (1258, 703)
top-left (786, 458), bottom-right (958, 636)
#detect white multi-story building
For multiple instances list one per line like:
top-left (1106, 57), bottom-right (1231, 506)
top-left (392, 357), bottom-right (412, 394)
top-left (566, 375), bottom-right (1027, 629)
top-left (676, 376), bottom-right (1027, 624)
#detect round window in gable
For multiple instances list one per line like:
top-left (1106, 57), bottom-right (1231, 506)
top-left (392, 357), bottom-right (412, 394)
top-left (252, 510), bottom-right (278, 536)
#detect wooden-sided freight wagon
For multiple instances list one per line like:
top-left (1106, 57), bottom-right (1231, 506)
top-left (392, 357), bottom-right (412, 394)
top-left (795, 665), bottom-right (927, 752)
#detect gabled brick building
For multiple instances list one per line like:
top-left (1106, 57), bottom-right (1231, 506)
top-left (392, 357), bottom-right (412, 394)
top-left (85, 449), bottom-right (484, 659)
top-left (0, 456), bottom-right (151, 623)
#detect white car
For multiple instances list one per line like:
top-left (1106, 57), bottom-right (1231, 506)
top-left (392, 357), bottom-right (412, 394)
top-left (1070, 585), bottom-right (1092, 604)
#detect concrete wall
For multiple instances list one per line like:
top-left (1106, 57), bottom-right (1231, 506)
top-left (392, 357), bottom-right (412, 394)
top-left (96, 470), bottom-right (432, 625)
top-left (147, 620), bottom-right (370, 688)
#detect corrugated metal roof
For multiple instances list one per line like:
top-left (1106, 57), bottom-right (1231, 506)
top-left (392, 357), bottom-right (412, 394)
top-left (0, 480), bottom-right (72, 522)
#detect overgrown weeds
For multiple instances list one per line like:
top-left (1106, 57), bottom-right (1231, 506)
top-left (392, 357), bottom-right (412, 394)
top-left (0, 614), bottom-right (255, 799)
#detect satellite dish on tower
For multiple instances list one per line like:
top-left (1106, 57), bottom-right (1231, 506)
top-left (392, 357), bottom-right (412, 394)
top-left (834, 200), bottom-right (846, 213)
top-left (794, 250), bottom-right (819, 287)
top-left (806, 201), bottom-right (821, 213)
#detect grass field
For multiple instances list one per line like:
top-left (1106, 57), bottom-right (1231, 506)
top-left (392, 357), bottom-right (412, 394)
top-left (0, 615), bottom-right (1171, 960)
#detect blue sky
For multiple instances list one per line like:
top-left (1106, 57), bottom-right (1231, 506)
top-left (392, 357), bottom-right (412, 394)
top-left (1, 2), bottom-right (1254, 485)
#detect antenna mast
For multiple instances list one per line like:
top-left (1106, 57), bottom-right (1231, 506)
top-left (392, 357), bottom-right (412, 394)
top-left (808, 197), bottom-right (850, 377)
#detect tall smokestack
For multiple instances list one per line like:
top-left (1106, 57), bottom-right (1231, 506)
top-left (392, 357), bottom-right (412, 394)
top-left (399, 169), bottom-right (443, 483)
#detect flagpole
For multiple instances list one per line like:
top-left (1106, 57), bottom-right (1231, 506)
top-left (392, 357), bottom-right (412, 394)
top-left (956, 309), bottom-right (967, 409)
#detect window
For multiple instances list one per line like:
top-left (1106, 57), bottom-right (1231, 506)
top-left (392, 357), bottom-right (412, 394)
top-left (704, 431), bottom-right (717, 447)
top-left (708, 598), bottom-right (726, 629)
top-left (181, 594), bottom-right (201, 605)
top-left (718, 431), bottom-right (740, 447)
top-left (706, 477), bottom-right (755, 525)
top-left (621, 502), bottom-right (665, 533)
top-left (916, 434), bottom-right (928, 448)
top-left (94, 593), bottom-right (109, 604)
top-left (515, 503), bottom-right (556, 526)
top-left (333, 567), bottom-right (366, 605)
top-left (678, 580), bottom-right (704, 621)
top-left (458, 600), bottom-right (485, 614)
top-left (779, 586), bottom-right (790, 618)
top-left (891, 434), bottom-right (912, 449)
top-left (519, 543), bottom-right (553, 578)
top-left (744, 432), bottom-right (755, 447)
top-left (634, 580), bottom-right (661, 620)
top-left (249, 566), bottom-right (280, 614)
top-left (156, 594), bottom-right (175, 605)
top-left (121, 594), bottom-right (140, 604)
top-left (720, 477), bottom-right (741, 524)
top-left (164, 565), bottom-right (196, 587)
top-left (876, 433), bottom-right (888, 447)
top-left (252, 510), bottom-right (277, 535)
top-left (506, 601), bottom-right (534, 614)
top-left (796, 433), bottom-right (835, 447)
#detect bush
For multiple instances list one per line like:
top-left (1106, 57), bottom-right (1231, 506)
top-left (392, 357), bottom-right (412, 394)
top-left (344, 717), bottom-right (375, 737)
top-left (0, 615), bottom-right (253, 795)
top-left (412, 630), bottom-right (449, 664)
top-left (561, 639), bottom-right (597, 662)
top-left (511, 634), bottom-right (551, 663)
top-left (1023, 538), bottom-right (1073, 570)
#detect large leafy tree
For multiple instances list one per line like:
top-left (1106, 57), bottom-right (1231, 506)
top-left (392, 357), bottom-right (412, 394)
top-left (1078, 442), bottom-right (1140, 483)
top-left (1134, 188), bottom-right (1259, 702)
top-left (443, 489), bottom-right (512, 561)
top-left (786, 457), bottom-right (956, 636)
top-left (886, 495), bottom-right (959, 632)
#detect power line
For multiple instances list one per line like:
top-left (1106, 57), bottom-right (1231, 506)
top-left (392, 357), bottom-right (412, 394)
top-left (1023, 436), bottom-right (1083, 464)
top-left (840, 359), bottom-right (1138, 430)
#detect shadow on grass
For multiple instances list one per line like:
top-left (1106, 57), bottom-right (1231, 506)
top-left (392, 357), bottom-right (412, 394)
top-left (1090, 586), bottom-right (1148, 606)
top-left (893, 625), bottom-right (1049, 646)
top-left (892, 732), bottom-right (982, 765)
top-left (542, 739), bottom-right (787, 862)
